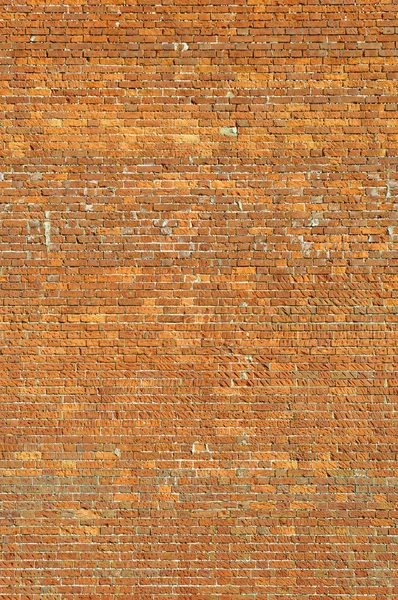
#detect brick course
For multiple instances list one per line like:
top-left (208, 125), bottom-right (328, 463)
top-left (1, 0), bottom-right (398, 598)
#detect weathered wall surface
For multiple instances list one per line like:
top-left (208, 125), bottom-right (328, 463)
top-left (1, 0), bottom-right (397, 598)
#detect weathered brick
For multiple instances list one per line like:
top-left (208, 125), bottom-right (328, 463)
top-left (0, 1), bottom-right (397, 599)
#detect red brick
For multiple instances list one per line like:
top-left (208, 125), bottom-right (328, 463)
top-left (0, 1), bottom-right (397, 599)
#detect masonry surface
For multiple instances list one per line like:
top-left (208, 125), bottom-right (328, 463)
top-left (1, 1), bottom-right (397, 599)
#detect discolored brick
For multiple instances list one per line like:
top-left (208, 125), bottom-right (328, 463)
top-left (0, 0), bottom-right (397, 599)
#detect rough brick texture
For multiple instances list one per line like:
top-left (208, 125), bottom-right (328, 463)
top-left (1, 0), bottom-right (398, 599)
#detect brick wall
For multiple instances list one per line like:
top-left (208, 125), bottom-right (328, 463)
top-left (1, 0), bottom-right (397, 598)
